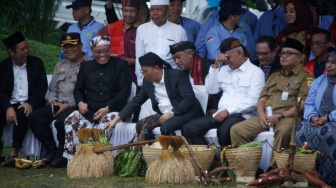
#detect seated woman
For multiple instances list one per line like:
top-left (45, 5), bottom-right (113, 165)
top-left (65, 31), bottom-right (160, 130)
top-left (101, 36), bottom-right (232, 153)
top-left (296, 48), bottom-right (336, 186)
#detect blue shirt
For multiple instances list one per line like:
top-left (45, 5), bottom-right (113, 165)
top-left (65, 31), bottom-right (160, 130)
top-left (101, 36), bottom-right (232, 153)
top-left (205, 23), bottom-right (255, 61)
top-left (254, 6), bottom-right (287, 41)
top-left (67, 17), bottom-right (104, 58)
top-left (181, 16), bottom-right (201, 43)
top-left (196, 10), bottom-right (256, 60)
top-left (240, 9), bottom-right (258, 35)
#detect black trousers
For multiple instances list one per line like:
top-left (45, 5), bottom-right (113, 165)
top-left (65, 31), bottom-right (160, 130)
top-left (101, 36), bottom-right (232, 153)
top-left (29, 105), bottom-right (75, 151)
top-left (135, 114), bottom-right (189, 140)
top-left (181, 115), bottom-right (245, 147)
top-left (0, 103), bottom-right (30, 148)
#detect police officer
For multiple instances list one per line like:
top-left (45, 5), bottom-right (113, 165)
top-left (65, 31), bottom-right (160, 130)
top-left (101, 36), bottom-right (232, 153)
top-left (230, 38), bottom-right (314, 169)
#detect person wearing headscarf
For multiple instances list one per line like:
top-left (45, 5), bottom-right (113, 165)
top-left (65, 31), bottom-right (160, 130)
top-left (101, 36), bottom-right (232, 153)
top-left (276, 0), bottom-right (317, 63)
top-left (296, 49), bottom-right (336, 186)
top-left (62, 36), bottom-right (131, 160)
top-left (104, 52), bottom-right (204, 141)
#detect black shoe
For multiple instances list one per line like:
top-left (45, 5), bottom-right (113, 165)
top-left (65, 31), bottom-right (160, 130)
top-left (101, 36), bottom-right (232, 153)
top-left (1, 155), bottom-right (17, 167)
top-left (50, 156), bottom-right (67, 168)
top-left (255, 167), bottom-right (264, 179)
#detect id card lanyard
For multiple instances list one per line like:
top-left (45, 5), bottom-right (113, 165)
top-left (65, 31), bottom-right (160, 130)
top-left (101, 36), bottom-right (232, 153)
top-left (281, 81), bottom-right (292, 101)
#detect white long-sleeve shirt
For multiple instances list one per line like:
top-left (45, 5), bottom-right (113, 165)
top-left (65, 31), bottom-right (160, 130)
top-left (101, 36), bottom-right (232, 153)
top-left (135, 20), bottom-right (187, 86)
top-left (205, 59), bottom-right (265, 119)
top-left (10, 63), bottom-right (28, 104)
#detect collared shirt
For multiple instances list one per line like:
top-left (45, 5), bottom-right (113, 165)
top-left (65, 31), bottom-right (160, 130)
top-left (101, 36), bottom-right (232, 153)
top-left (135, 20), bottom-right (187, 86)
top-left (48, 55), bottom-right (90, 108)
top-left (261, 65), bottom-right (314, 114)
top-left (153, 70), bottom-right (173, 113)
top-left (205, 59), bottom-right (265, 119)
top-left (181, 16), bottom-right (201, 43)
top-left (10, 63), bottom-right (28, 104)
top-left (67, 17), bottom-right (104, 58)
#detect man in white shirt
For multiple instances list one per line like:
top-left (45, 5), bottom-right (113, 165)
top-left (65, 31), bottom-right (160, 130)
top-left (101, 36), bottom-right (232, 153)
top-left (181, 37), bottom-right (265, 146)
top-left (0, 32), bottom-right (48, 165)
top-left (135, 0), bottom-right (187, 86)
top-left (104, 52), bottom-right (204, 141)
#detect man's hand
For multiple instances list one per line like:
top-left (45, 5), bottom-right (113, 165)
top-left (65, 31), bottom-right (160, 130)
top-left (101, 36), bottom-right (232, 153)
top-left (6, 107), bottom-right (18, 126)
top-left (18, 103), bottom-right (33, 117)
top-left (78, 102), bottom-right (89, 114)
top-left (207, 109), bottom-right (217, 116)
top-left (266, 114), bottom-right (279, 128)
top-left (54, 103), bottom-right (70, 117)
top-left (258, 113), bottom-right (268, 129)
top-left (93, 106), bottom-right (109, 121)
top-left (159, 112), bottom-right (172, 125)
top-left (214, 110), bottom-right (229, 122)
top-left (103, 115), bottom-right (121, 131)
top-left (214, 54), bottom-right (228, 69)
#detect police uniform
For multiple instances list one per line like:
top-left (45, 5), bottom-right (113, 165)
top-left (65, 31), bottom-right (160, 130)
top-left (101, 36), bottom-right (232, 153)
top-left (230, 64), bottom-right (314, 167)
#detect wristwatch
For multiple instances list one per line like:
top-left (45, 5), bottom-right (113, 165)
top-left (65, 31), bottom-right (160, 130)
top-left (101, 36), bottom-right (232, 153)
top-left (277, 114), bottom-right (285, 121)
top-left (169, 111), bottom-right (174, 117)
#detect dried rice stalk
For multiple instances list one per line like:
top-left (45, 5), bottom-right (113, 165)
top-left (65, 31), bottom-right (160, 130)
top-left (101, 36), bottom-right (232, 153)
top-left (76, 128), bottom-right (92, 143)
top-left (97, 151), bottom-right (114, 176)
top-left (91, 128), bottom-right (102, 141)
top-left (67, 144), bottom-right (104, 178)
top-left (146, 135), bottom-right (193, 184)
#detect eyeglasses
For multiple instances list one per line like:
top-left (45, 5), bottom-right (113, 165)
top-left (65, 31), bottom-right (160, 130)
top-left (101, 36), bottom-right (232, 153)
top-left (310, 41), bottom-right (327, 47)
top-left (256, 51), bottom-right (271, 57)
top-left (279, 51), bottom-right (301, 58)
top-left (93, 48), bottom-right (110, 55)
top-left (326, 60), bottom-right (336, 65)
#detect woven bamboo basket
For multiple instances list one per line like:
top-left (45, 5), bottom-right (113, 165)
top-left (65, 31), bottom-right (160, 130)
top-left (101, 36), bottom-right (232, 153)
top-left (142, 144), bottom-right (216, 176)
top-left (225, 147), bottom-right (262, 183)
top-left (75, 144), bottom-right (112, 155)
top-left (274, 152), bottom-right (317, 182)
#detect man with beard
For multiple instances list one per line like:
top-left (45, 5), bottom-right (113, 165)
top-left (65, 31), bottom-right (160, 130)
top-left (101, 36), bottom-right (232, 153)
top-left (0, 31), bottom-right (47, 165)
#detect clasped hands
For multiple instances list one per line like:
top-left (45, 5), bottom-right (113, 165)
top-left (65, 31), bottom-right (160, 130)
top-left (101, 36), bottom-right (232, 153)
top-left (6, 103), bottom-right (33, 125)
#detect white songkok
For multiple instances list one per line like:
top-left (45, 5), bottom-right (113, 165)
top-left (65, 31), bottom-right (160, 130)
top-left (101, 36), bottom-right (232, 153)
top-left (90, 36), bottom-right (110, 47)
top-left (150, 0), bottom-right (169, 6)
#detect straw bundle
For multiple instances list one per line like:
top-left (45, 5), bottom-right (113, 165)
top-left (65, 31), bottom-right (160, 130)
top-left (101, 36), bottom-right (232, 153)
top-left (146, 135), bottom-right (194, 184)
top-left (96, 151), bottom-right (114, 176)
top-left (67, 144), bottom-right (104, 178)
top-left (76, 128), bottom-right (92, 143)
top-left (171, 136), bottom-right (195, 182)
top-left (91, 128), bottom-right (102, 141)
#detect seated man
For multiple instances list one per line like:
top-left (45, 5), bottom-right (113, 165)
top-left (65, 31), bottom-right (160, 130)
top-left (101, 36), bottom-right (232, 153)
top-left (29, 33), bottom-right (90, 167)
top-left (104, 52), bottom-right (204, 140)
top-left (230, 38), bottom-right (314, 168)
top-left (169, 41), bottom-right (219, 114)
top-left (253, 35), bottom-right (282, 80)
top-left (0, 31), bottom-right (48, 165)
top-left (63, 36), bottom-right (131, 160)
top-left (181, 37), bottom-right (265, 146)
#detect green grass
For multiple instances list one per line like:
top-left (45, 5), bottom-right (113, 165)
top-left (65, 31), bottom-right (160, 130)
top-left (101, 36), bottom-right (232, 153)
top-left (0, 36), bottom-right (61, 75)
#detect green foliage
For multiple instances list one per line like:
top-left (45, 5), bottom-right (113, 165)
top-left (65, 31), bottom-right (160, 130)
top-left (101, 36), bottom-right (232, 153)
top-left (317, 0), bottom-right (335, 15)
top-left (0, 0), bottom-right (63, 45)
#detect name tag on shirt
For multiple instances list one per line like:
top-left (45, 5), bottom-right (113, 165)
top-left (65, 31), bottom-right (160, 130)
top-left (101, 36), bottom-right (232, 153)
top-left (281, 91), bottom-right (289, 101)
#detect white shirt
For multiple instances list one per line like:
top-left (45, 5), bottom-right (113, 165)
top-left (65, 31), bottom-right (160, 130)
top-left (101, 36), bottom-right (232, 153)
top-left (152, 70), bottom-right (173, 113)
top-left (10, 63), bottom-right (28, 104)
top-left (135, 20), bottom-right (187, 86)
top-left (205, 58), bottom-right (265, 119)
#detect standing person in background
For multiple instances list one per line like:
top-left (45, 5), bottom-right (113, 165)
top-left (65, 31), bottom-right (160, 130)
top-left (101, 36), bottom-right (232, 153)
top-left (29, 33), bottom-right (90, 167)
top-left (66, 0), bottom-right (103, 58)
top-left (0, 31), bottom-right (48, 166)
top-left (168, 0), bottom-right (200, 43)
top-left (304, 29), bottom-right (332, 78)
top-left (98, 0), bottom-right (141, 88)
top-left (276, 0), bottom-right (317, 63)
top-left (253, 35), bottom-right (282, 80)
top-left (204, 0), bottom-right (255, 61)
top-left (254, 0), bottom-right (287, 40)
top-left (62, 36), bottom-right (131, 160)
top-left (135, 0), bottom-right (187, 86)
